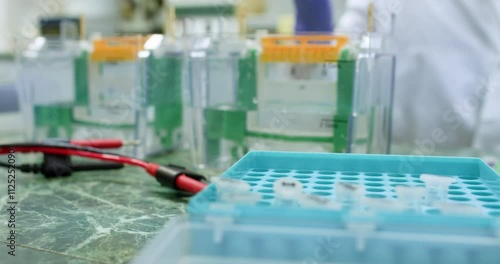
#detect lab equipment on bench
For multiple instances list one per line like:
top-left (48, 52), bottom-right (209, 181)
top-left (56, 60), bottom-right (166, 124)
top-left (17, 16), bottom-right (86, 142)
top-left (0, 54), bottom-right (22, 142)
top-left (73, 35), bottom-right (181, 158)
top-left (167, 0), bottom-right (246, 37)
top-left (0, 139), bottom-right (207, 194)
top-left (185, 33), bottom-right (395, 170)
top-left (135, 151), bottom-right (500, 264)
top-left (147, 36), bottom-right (184, 153)
top-left (17, 39), bottom-right (86, 142)
top-left (184, 34), bottom-right (257, 169)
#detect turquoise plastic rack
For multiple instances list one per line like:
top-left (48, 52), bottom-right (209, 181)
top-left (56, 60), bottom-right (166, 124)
top-left (135, 151), bottom-right (500, 264)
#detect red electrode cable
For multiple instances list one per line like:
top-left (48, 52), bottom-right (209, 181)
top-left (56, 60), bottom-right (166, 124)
top-left (176, 174), bottom-right (207, 193)
top-left (0, 147), bottom-right (149, 168)
top-left (0, 146), bottom-right (207, 194)
top-left (70, 139), bottom-right (141, 149)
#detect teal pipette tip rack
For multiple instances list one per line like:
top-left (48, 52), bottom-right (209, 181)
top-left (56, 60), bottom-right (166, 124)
top-left (134, 151), bottom-right (500, 264)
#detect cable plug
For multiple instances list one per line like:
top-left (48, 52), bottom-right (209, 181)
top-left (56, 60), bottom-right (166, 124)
top-left (146, 163), bottom-right (207, 193)
top-left (19, 154), bottom-right (124, 178)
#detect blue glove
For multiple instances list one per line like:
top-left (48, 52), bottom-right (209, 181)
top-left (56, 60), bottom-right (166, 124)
top-left (294, 0), bottom-right (334, 33)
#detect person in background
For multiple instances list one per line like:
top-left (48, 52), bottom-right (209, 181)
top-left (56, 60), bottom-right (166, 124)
top-left (337, 0), bottom-right (500, 157)
top-left (293, 0), bottom-right (334, 33)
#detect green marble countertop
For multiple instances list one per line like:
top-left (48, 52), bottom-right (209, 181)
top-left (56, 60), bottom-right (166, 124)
top-left (0, 151), bottom-right (219, 264)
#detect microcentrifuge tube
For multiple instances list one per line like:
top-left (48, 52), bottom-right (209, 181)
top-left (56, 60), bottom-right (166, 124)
top-left (420, 174), bottom-right (456, 205)
top-left (335, 182), bottom-right (364, 203)
top-left (211, 177), bottom-right (261, 204)
top-left (434, 202), bottom-right (483, 216)
top-left (395, 186), bottom-right (426, 212)
top-left (212, 177), bottom-right (251, 192)
top-left (299, 194), bottom-right (342, 210)
top-left (273, 178), bottom-right (303, 207)
top-left (362, 197), bottom-right (406, 212)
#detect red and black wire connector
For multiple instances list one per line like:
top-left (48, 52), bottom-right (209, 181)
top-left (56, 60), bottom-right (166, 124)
top-left (0, 139), bottom-right (208, 194)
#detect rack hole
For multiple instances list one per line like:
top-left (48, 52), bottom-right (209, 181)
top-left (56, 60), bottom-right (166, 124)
top-left (312, 191), bottom-right (331, 196)
top-left (257, 201), bottom-right (271, 206)
top-left (478, 198), bottom-right (499, 203)
top-left (388, 173), bottom-right (406, 178)
top-left (413, 180), bottom-right (424, 184)
top-left (486, 181), bottom-right (500, 187)
top-left (270, 174), bottom-right (288, 178)
top-left (266, 179), bottom-right (277, 183)
top-left (365, 193), bottom-right (386, 199)
top-left (364, 172), bottom-right (383, 177)
top-left (262, 184), bottom-right (274, 188)
top-left (252, 169), bottom-right (268, 172)
top-left (341, 172), bottom-right (359, 176)
top-left (294, 175), bottom-right (311, 179)
top-left (467, 186), bottom-right (488, 191)
top-left (483, 204), bottom-right (500, 209)
top-left (318, 171), bottom-right (336, 175)
top-left (459, 176), bottom-right (479, 180)
top-left (341, 177), bottom-right (358, 181)
top-left (463, 181), bottom-right (482, 186)
top-left (389, 179), bottom-right (407, 183)
top-left (262, 195), bottom-right (274, 200)
top-left (365, 178), bottom-right (383, 182)
top-left (299, 180), bottom-right (309, 184)
top-left (449, 197), bottom-right (470, 202)
top-left (366, 188), bottom-right (385, 193)
top-left (365, 182), bottom-right (384, 187)
top-left (426, 209), bottom-right (441, 215)
top-left (274, 170), bottom-right (291, 173)
top-left (489, 211), bottom-right (500, 217)
top-left (259, 189), bottom-right (274, 194)
top-left (243, 177), bottom-right (261, 182)
top-left (448, 185), bottom-right (461, 190)
top-left (296, 170), bottom-right (313, 174)
top-left (313, 186), bottom-right (333, 191)
top-left (247, 173), bottom-right (265, 177)
top-left (472, 192), bottom-right (494, 197)
top-left (448, 191), bottom-right (466, 195)
top-left (316, 181), bottom-right (334, 185)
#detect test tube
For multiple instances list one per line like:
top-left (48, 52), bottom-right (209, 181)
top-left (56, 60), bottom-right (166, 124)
top-left (420, 174), bottom-right (456, 205)
top-left (273, 178), bottom-right (303, 207)
top-left (335, 182), bottom-right (364, 203)
top-left (395, 186), bottom-right (426, 212)
top-left (211, 177), bottom-right (261, 204)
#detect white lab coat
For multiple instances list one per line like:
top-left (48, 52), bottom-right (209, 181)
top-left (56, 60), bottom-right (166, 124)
top-left (338, 0), bottom-right (500, 156)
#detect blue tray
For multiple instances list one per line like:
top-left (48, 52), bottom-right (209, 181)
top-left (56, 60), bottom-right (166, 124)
top-left (136, 151), bottom-right (500, 264)
top-left (190, 151), bottom-right (500, 218)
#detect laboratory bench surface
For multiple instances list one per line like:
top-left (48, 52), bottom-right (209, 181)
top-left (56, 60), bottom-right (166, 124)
top-left (0, 151), bottom-right (217, 264)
